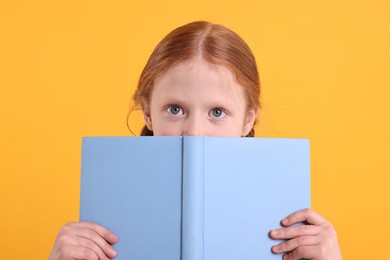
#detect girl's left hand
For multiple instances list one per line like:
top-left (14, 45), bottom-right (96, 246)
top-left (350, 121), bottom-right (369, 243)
top-left (269, 208), bottom-right (342, 260)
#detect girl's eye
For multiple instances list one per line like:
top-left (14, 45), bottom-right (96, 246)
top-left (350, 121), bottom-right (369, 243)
top-left (210, 108), bottom-right (225, 118)
top-left (167, 105), bottom-right (183, 115)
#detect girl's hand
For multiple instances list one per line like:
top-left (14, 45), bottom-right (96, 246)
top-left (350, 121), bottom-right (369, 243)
top-left (49, 221), bottom-right (118, 260)
top-left (269, 208), bottom-right (342, 260)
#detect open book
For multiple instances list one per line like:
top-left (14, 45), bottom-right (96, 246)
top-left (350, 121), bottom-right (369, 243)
top-left (80, 136), bottom-right (310, 259)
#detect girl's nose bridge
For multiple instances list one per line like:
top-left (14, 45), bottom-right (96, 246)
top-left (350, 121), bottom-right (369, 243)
top-left (183, 114), bottom-right (206, 136)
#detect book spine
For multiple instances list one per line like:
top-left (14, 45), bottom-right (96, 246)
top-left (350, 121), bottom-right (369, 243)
top-left (182, 136), bottom-right (204, 260)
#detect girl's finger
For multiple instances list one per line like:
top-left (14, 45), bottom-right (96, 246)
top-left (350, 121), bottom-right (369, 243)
top-left (73, 226), bottom-right (118, 258)
top-left (75, 236), bottom-right (111, 260)
top-left (269, 223), bottom-right (320, 240)
top-left (272, 235), bottom-right (321, 254)
top-left (281, 208), bottom-right (327, 227)
top-left (64, 222), bottom-right (118, 258)
top-left (67, 222), bottom-right (119, 244)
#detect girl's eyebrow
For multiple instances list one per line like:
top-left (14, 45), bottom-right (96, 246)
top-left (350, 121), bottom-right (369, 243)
top-left (162, 98), bottom-right (231, 108)
top-left (159, 92), bottom-right (236, 109)
top-left (160, 97), bottom-right (187, 104)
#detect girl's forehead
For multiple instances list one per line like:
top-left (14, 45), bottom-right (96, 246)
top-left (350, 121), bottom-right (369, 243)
top-left (151, 59), bottom-right (247, 108)
top-left (155, 58), bottom-right (239, 89)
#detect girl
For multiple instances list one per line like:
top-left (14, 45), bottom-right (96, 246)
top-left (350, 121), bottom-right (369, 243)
top-left (49, 21), bottom-right (342, 260)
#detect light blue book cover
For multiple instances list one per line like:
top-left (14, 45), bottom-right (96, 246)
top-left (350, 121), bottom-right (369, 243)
top-left (80, 136), bottom-right (310, 259)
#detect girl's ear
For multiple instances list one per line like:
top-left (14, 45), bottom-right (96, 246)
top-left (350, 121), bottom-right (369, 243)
top-left (242, 108), bottom-right (257, 136)
top-left (142, 105), bottom-right (153, 131)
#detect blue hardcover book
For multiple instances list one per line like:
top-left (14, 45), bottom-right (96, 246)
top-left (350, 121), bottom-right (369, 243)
top-left (80, 136), bottom-right (310, 259)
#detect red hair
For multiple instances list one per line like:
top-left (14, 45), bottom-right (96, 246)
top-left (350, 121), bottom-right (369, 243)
top-left (129, 21), bottom-right (261, 136)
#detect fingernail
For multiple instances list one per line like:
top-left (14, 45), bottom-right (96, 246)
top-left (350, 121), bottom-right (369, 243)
top-left (282, 218), bottom-right (288, 225)
top-left (272, 245), bottom-right (280, 253)
top-left (111, 234), bottom-right (119, 242)
top-left (111, 248), bottom-right (117, 256)
top-left (270, 229), bottom-right (278, 236)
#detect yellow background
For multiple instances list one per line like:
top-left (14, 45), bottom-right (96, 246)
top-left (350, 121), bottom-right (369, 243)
top-left (1, 0), bottom-right (389, 259)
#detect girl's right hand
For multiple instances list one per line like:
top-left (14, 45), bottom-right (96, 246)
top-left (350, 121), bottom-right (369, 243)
top-left (49, 221), bottom-right (118, 260)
